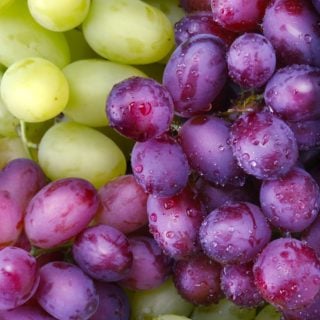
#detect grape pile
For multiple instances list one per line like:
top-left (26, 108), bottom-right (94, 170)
top-left (0, 0), bottom-right (320, 319)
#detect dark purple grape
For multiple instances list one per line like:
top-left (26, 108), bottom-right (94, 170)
top-left (211, 0), bottom-right (270, 32)
top-left (260, 166), bottom-right (320, 232)
top-left (221, 262), bottom-right (264, 308)
top-left (119, 236), bottom-right (172, 291)
top-left (262, 0), bottom-right (320, 67)
top-left (0, 247), bottom-right (39, 310)
top-left (230, 111), bottom-right (299, 180)
top-left (199, 201), bottom-right (272, 264)
top-left (173, 253), bottom-right (222, 305)
top-left (0, 303), bottom-right (56, 319)
top-left (163, 34), bottom-right (227, 118)
top-left (147, 186), bottom-right (205, 260)
top-left (302, 215), bottom-right (320, 258)
top-left (227, 33), bottom-right (276, 88)
top-left (253, 238), bottom-right (320, 311)
top-left (312, 0), bottom-right (320, 13)
top-left (180, 0), bottom-right (211, 12)
top-left (72, 224), bottom-right (133, 282)
top-left (131, 134), bottom-right (190, 198)
top-left (264, 64), bottom-right (320, 122)
top-left (106, 76), bottom-right (174, 142)
top-left (178, 115), bottom-right (245, 187)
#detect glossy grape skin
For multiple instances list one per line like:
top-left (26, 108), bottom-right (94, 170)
top-left (211, 0), bottom-right (269, 32)
top-left (253, 238), bottom-right (320, 311)
top-left (0, 247), bottom-right (39, 311)
top-left (131, 134), bottom-right (190, 198)
top-left (264, 65), bottom-right (320, 122)
top-left (0, 303), bottom-right (56, 319)
top-left (178, 115), bottom-right (245, 187)
top-left (147, 186), bottom-right (205, 260)
top-left (36, 261), bottom-right (99, 320)
top-left (172, 253), bottom-right (222, 305)
top-left (162, 34), bottom-right (227, 118)
top-left (72, 224), bottom-right (133, 282)
top-left (180, 0), bottom-right (211, 12)
top-left (260, 167), bottom-right (320, 233)
top-left (119, 236), bottom-right (172, 291)
top-left (106, 76), bottom-right (174, 142)
top-left (227, 33), bottom-right (276, 88)
top-left (220, 263), bottom-right (264, 308)
top-left (230, 111), bottom-right (299, 180)
top-left (96, 174), bottom-right (148, 234)
top-left (24, 177), bottom-right (99, 249)
top-left (302, 215), bottom-right (320, 258)
top-left (199, 201), bottom-right (272, 264)
top-left (262, 0), bottom-right (320, 67)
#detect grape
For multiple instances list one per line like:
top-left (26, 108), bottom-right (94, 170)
top-left (262, 0), bottom-right (320, 67)
top-left (0, 0), bottom-right (70, 68)
top-left (199, 201), bottom-right (272, 264)
top-left (0, 247), bottom-right (39, 310)
top-left (28, 0), bottom-right (90, 32)
top-left (1, 57), bottom-right (69, 123)
top-left (96, 174), bottom-right (148, 234)
top-left (253, 238), bottom-right (320, 311)
top-left (72, 224), bottom-right (133, 282)
top-left (153, 316), bottom-right (191, 320)
top-left (302, 215), bottom-right (320, 258)
top-left (172, 253), bottom-right (222, 305)
top-left (131, 134), bottom-right (190, 197)
top-left (38, 121), bottom-right (127, 188)
top-left (178, 115), bottom-right (245, 187)
top-left (259, 166), bottom-right (320, 232)
top-left (0, 0), bottom-right (13, 12)
top-left (0, 303), bottom-right (56, 319)
top-left (36, 261), bottom-right (99, 320)
top-left (63, 59), bottom-right (147, 128)
top-left (147, 186), bottom-right (205, 260)
top-left (24, 177), bottom-right (99, 249)
top-left (163, 34), bottom-right (227, 117)
top-left (106, 76), bottom-right (174, 141)
top-left (211, 0), bottom-right (269, 32)
top-left (312, 0), bottom-right (320, 13)
top-left (255, 304), bottom-right (281, 320)
top-left (230, 110), bottom-right (299, 180)
top-left (180, 0), bottom-right (211, 12)
top-left (82, 0), bottom-right (174, 65)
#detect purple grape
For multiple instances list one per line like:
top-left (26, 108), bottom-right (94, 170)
top-left (312, 0), bottom-right (320, 13)
top-left (119, 236), bottom-right (172, 291)
top-left (172, 253), bottom-right (222, 305)
top-left (91, 281), bottom-right (130, 320)
top-left (227, 33), bottom-right (276, 88)
top-left (253, 238), bottom-right (320, 311)
top-left (262, 0), bottom-right (320, 67)
top-left (72, 224), bottom-right (133, 282)
top-left (221, 262), bottom-right (264, 308)
top-left (0, 247), bottom-right (39, 310)
top-left (199, 201), bottom-right (272, 264)
top-left (162, 34), bottom-right (227, 118)
top-left (260, 166), bottom-right (320, 232)
top-left (180, 0), bottom-right (211, 12)
top-left (24, 177), bottom-right (100, 249)
top-left (302, 215), bottom-right (320, 258)
top-left (178, 115), bottom-right (245, 187)
top-left (106, 76), bottom-right (174, 142)
top-left (264, 64), bottom-right (320, 122)
top-left (96, 174), bottom-right (148, 234)
top-left (0, 303), bottom-right (56, 319)
top-left (36, 261), bottom-right (99, 320)
top-left (147, 186), bottom-right (205, 260)
top-left (131, 134), bottom-right (190, 198)
top-left (230, 110), bottom-right (299, 180)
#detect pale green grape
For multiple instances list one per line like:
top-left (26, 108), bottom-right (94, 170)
top-left (152, 316), bottom-right (192, 320)
top-left (1, 57), bottom-right (69, 122)
top-left (255, 304), bottom-right (281, 320)
top-left (38, 121), bottom-right (127, 188)
top-left (28, 0), bottom-right (90, 32)
top-left (82, 0), bottom-right (174, 65)
top-left (191, 299), bottom-right (256, 320)
top-left (0, 0), bottom-right (14, 12)
top-left (62, 59), bottom-right (147, 127)
top-left (0, 0), bottom-right (70, 68)
top-left (130, 278), bottom-right (194, 320)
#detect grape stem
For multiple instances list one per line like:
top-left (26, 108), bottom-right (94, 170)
top-left (18, 120), bottom-right (38, 159)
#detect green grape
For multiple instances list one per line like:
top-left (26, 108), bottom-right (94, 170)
top-left (255, 304), bottom-right (281, 320)
top-left (191, 299), bottom-right (256, 320)
top-left (0, 0), bottom-right (14, 12)
top-left (130, 278), bottom-right (194, 320)
top-left (28, 0), bottom-right (90, 32)
top-left (62, 59), bottom-right (147, 127)
top-left (38, 121), bottom-right (127, 188)
top-left (152, 316), bottom-right (192, 320)
top-left (0, 0), bottom-right (70, 68)
top-left (82, 0), bottom-right (174, 65)
top-left (1, 57), bottom-right (69, 122)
